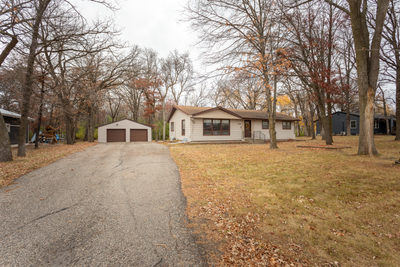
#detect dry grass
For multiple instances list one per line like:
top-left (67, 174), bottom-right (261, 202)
top-left (0, 142), bottom-right (97, 188)
top-left (170, 136), bottom-right (400, 266)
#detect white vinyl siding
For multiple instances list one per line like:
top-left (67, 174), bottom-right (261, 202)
top-left (169, 108), bottom-right (296, 141)
top-left (169, 110), bottom-right (191, 141)
top-left (191, 118), bottom-right (242, 141)
top-left (253, 120), bottom-right (270, 139)
top-left (98, 119), bottom-right (152, 143)
top-left (253, 120), bottom-right (295, 140)
top-left (275, 121), bottom-right (295, 139)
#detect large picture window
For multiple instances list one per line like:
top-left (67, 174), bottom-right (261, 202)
top-left (282, 121), bottom-right (291, 129)
top-left (203, 119), bottom-right (230, 135)
top-left (171, 122), bottom-right (174, 132)
top-left (182, 120), bottom-right (185, 136)
top-left (262, 120), bottom-right (269, 129)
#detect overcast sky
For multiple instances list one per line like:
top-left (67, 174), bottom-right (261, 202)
top-left (74, 0), bottom-right (200, 59)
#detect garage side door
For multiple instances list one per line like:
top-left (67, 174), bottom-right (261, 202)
top-left (107, 129), bottom-right (126, 142)
top-left (130, 129), bottom-right (148, 142)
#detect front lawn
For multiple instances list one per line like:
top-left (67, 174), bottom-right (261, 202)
top-left (0, 142), bottom-right (97, 188)
top-left (170, 136), bottom-right (400, 266)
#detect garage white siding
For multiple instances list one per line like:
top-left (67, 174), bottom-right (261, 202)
top-left (98, 119), bottom-right (152, 143)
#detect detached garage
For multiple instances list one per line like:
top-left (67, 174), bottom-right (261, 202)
top-left (97, 119), bottom-right (152, 143)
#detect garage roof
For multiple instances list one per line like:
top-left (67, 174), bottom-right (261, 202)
top-left (96, 119), bottom-right (154, 129)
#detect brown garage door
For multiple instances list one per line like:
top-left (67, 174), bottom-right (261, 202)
top-left (107, 129), bottom-right (126, 142)
top-left (130, 129), bottom-right (148, 142)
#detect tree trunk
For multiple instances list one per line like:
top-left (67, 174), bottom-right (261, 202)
top-left (309, 102), bottom-right (316, 140)
top-left (88, 105), bottom-right (95, 142)
top-left (0, 111), bottom-right (13, 162)
top-left (364, 87), bottom-right (378, 156)
top-left (65, 115), bottom-right (75, 145)
top-left (327, 95), bottom-right (333, 142)
top-left (315, 86), bottom-right (332, 145)
top-left (396, 65), bottom-right (400, 140)
top-left (162, 98), bottom-right (166, 141)
top-left (381, 90), bottom-right (390, 135)
top-left (18, 0), bottom-right (51, 157)
top-left (293, 100), bottom-right (300, 137)
top-left (347, 0), bottom-right (389, 155)
top-left (346, 90), bottom-right (351, 136)
top-left (34, 79), bottom-right (45, 149)
top-left (268, 75), bottom-right (278, 149)
top-left (84, 124), bottom-right (88, 141)
top-left (0, 36), bottom-right (18, 67)
top-left (303, 118), bottom-right (309, 136)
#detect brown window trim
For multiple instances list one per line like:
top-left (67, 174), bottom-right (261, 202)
top-left (282, 121), bottom-right (292, 130)
top-left (171, 122), bottom-right (174, 132)
top-left (203, 119), bottom-right (230, 136)
top-left (262, 120), bottom-right (269, 129)
top-left (182, 120), bottom-right (185, 136)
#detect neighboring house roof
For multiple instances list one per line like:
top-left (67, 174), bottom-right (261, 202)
top-left (168, 105), bottom-right (299, 122)
top-left (96, 118), bottom-right (154, 129)
top-left (331, 111), bottom-right (396, 120)
top-left (314, 111), bottom-right (396, 122)
top-left (0, 108), bottom-right (35, 121)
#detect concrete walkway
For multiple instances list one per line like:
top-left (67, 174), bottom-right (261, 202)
top-left (0, 143), bottom-right (204, 266)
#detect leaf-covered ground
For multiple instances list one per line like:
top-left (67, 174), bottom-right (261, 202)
top-left (0, 142), bottom-right (97, 188)
top-left (170, 136), bottom-right (400, 266)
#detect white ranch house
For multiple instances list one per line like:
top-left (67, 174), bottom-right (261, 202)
top-left (168, 106), bottom-right (298, 142)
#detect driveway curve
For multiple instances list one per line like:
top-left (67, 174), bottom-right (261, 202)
top-left (0, 142), bottom-right (204, 266)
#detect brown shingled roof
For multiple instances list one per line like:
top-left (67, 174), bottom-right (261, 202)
top-left (168, 105), bottom-right (298, 122)
top-left (228, 108), bottom-right (298, 121)
top-left (174, 105), bottom-right (210, 115)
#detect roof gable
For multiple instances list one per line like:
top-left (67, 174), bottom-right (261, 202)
top-left (96, 119), bottom-right (153, 129)
top-left (168, 105), bottom-right (298, 122)
top-left (192, 106), bottom-right (242, 119)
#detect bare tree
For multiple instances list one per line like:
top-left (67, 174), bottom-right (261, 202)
top-left (17, 0), bottom-right (51, 156)
top-left (282, 1), bottom-right (347, 145)
top-left (324, 0), bottom-right (391, 155)
top-left (337, 26), bottom-right (357, 136)
top-left (159, 50), bottom-right (193, 141)
top-left (78, 52), bottom-right (134, 142)
top-left (380, 0), bottom-right (400, 139)
top-left (216, 74), bottom-right (267, 110)
top-left (40, 1), bottom-right (125, 144)
top-left (0, 0), bottom-right (33, 67)
top-left (184, 82), bottom-right (209, 107)
top-left (185, 0), bottom-right (286, 149)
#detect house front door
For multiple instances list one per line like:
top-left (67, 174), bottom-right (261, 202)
top-left (244, 120), bottom-right (251, 137)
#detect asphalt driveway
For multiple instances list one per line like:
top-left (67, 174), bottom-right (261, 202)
top-left (0, 142), bottom-right (205, 266)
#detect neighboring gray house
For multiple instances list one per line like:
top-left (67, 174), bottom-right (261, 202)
top-left (316, 111), bottom-right (396, 135)
top-left (167, 105), bottom-right (298, 142)
top-left (1, 108), bottom-right (35, 145)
